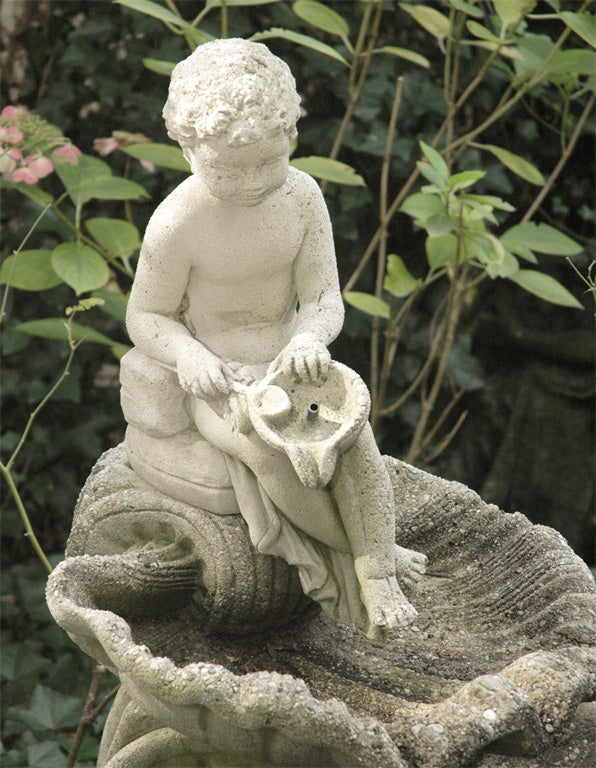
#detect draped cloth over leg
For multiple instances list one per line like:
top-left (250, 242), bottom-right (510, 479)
top-left (193, 398), bottom-right (369, 632)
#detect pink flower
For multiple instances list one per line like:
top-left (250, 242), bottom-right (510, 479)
top-left (11, 153), bottom-right (54, 184)
top-left (1, 105), bottom-right (27, 120)
top-left (53, 144), bottom-right (82, 165)
top-left (0, 124), bottom-right (24, 144)
top-left (0, 147), bottom-right (20, 174)
top-left (93, 136), bottom-right (119, 156)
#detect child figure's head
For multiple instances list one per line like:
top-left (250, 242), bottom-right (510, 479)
top-left (164, 39), bottom-right (301, 205)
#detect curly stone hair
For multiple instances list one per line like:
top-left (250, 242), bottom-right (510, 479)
top-left (163, 38), bottom-right (301, 148)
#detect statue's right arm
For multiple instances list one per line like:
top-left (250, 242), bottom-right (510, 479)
top-left (126, 196), bottom-right (232, 399)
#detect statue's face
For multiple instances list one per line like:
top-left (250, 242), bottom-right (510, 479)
top-left (186, 134), bottom-right (291, 206)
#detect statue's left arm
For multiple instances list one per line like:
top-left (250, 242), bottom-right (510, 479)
top-left (269, 172), bottom-right (344, 381)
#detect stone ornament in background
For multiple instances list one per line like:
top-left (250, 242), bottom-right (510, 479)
top-left (47, 39), bottom-right (595, 768)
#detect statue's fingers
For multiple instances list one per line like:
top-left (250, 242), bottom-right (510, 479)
top-left (317, 348), bottom-right (331, 380)
top-left (292, 354), bottom-right (309, 381)
top-left (304, 354), bottom-right (319, 381)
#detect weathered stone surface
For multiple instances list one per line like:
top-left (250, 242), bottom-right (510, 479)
top-left (47, 447), bottom-right (595, 768)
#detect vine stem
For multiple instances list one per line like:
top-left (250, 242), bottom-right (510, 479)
top-left (522, 92), bottom-right (595, 224)
top-left (0, 464), bottom-right (52, 574)
top-left (320, 0), bottom-right (383, 195)
top-left (371, 76), bottom-right (403, 425)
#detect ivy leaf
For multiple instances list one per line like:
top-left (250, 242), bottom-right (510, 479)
top-left (560, 12), bottom-right (596, 49)
top-left (399, 3), bottom-right (451, 41)
top-left (475, 143), bottom-right (544, 186)
top-left (143, 58), bottom-right (176, 75)
top-left (372, 46), bottom-right (430, 68)
top-left (123, 143), bottom-right (190, 172)
top-left (6, 684), bottom-right (82, 731)
top-left (86, 218), bottom-right (141, 258)
top-left (292, 0), bottom-right (350, 40)
top-left (0, 645), bottom-right (52, 682)
top-left (291, 156), bottom-right (365, 186)
top-left (251, 29), bottom-right (349, 66)
top-left (0, 250), bottom-right (62, 291)
top-left (384, 255), bottom-right (420, 298)
top-left (502, 223), bottom-right (582, 255)
top-left (344, 291), bottom-right (390, 318)
top-left (51, 243), bottom-right (110, 295)
top-left (509, 270), bottom-right (584, 308)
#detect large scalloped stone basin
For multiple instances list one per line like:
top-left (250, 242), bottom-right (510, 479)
top-left (47, 446), bottom-right (596, 767)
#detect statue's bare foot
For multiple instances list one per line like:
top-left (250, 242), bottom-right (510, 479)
top-left (394, 544), bottom-right (427, 590)
top-left (355, 556), bottom-right (418, 640)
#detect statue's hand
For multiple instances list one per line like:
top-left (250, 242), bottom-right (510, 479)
top-left (177, 345), bottom-right (233, 400)
top-left (268, 333), bottom-right (330, 382)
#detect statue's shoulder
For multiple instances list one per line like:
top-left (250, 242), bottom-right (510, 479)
top-left (147, 175), bottom-right (207, 232)
top-left (286, 166), bottom-right (325, 207)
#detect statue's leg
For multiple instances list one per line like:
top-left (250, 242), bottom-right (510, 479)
top-left (331, 424), bottom-right (418, 637)
top-left (193, 399), bottom-right (350, 552)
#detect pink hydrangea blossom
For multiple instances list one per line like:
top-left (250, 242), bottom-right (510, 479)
top-left (0, 147), bottom-right (21, 174)
top-left (0, 124), bottom-right (24, 144)
top-left (93, 136), bottom-right (119, 156)
top-left (1, 105), bottom-right (27, 120)
top-left (12, 153), bottom-right (54, 184)
top-left (53, 144), bottom-right (82, 165)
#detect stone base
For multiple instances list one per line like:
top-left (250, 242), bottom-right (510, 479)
top-left (47, 446), bottom-right (596, 767)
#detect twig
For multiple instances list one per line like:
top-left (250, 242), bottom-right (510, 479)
top-left (66, 662), bottom-right (118, 768)
top-left (522, 92), bottom-right (595, 223)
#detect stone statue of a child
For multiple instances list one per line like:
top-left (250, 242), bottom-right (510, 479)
top-left (121, 38), bottom-right (425, 639)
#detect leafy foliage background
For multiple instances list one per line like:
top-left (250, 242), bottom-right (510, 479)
top-left (1, 1), bottom-right (594, 764)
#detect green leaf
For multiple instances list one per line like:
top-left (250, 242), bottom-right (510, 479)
top-left (6, 684), bottom-right (83, 731)
top-left (493, 0), bottom-right (527, 28)
top-left (51, 243), bottom-right (110, 295)
top-left (399, 3), bottom-right (451, 41)
top-left (504, 241), bottom-right (538, 263)
top-left (420, 141), bottom-right (449, 180)
top-left (4, 179), bottom-right (54, 207)
top-left (0, 645), bottom-right (51, 682)
top-left (560, 12), bottom-right (596, 49)
top-left (123, 142), bottom-right (190, 172)
top-left (86, 218), bottom-right (141, 258)
top-left (207, 0), bottom-right (279, 6)
top-left (291, 156), bottom-right (365, 186)
top-left (0, 250), bottom-right (62, 291)
top-left (372, 46), bottom-right (430, 68)
top-left (547, 49), bottom-right (596, 78)
top-left (251, 29), bottom-right (349, 66)
top-left (384, 254), bottom-right (420, 297)
top-left (425, 212), bottom-right (453, 237)
top-left (475, 143), bottom-right (544, 185)
top-left (501, 222), bottom-right (582, 255)
top-left (417, 161), bottom-right (448, 190)
top-left (15, 318), bottom-right (116, 346)
top-left (292, 0), bottom-right (350, 40)
top-left (344, 291), bottom-right (390, 318)
top-left (449, 170), bottom-right (485, 191)
top-left (55, 154), bottom-right (148, 204)
top-left (399, 192), bottom-right (444, 222)
top-left (466, 40), bottom-right (523, 59)
top-left (26, 742), bottom-right (66, 768)
top-left (143, 58), bottom-right (176, 75)
top-left (92, 289), bottom-right (129, 322)
top-left (426, 233), bottom-right (459, 269)
top-left (466, 20), bottom-right (502, 43)
top-left (459, 193), bottom-right (515, 212)
top-left (475, 234), bottom-right (519, 278)
top-left (509, 269), bottom-right (583, 308)
top-left (448, 0), bottom-right (484, 20)
top-left (116, 0), bottom-right (190, 26)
